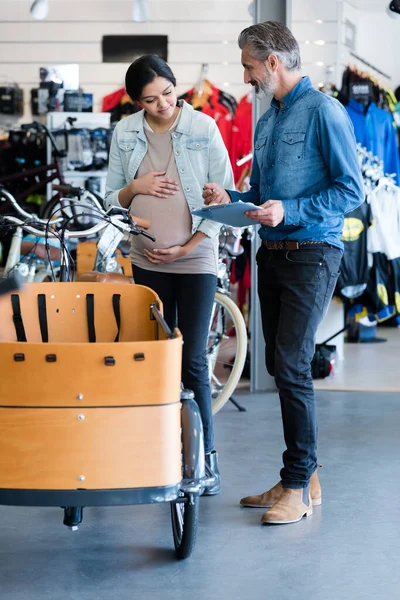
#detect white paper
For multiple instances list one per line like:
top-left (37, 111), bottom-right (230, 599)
top-left (192, 201), bottom-right (259, 227)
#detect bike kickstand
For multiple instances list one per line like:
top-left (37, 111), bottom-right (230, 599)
top-left (229, 396), bottom-right (247, 412)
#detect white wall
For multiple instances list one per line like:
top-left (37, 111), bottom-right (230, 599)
top-left (292, 0), bottom-right (342, 88)
top-left (0, 0), bottom-right (252, 122)
top-left (339, 1), bottom-right (398, 89)
top-left (292, 0), bottom-right (400, 91)
top-left (356, 11), bottom-right (400, 87)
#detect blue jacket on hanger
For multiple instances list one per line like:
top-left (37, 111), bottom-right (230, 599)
top-left (345, 99), bottom-right (400, 185)
top-left (345, 99), bottom-right (368, 146)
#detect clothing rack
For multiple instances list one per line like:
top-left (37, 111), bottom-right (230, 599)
top-left (349, 52), bottom-right (391, 81)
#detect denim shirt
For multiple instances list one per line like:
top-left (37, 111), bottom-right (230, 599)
top-left (229, 76), bottom-right (364, 250)
top-left (104, 100), bottom-right (234, 239)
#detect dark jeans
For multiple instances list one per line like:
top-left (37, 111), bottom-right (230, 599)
top-left (133, 265), bottom-right (217, 454)
top-left (257, 244), bottom-right (342, 488)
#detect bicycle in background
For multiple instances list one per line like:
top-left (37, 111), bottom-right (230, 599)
top-left (208, 226), bottom-right (249, 415)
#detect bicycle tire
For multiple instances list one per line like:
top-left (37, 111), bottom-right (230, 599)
top-left (171, 493), bottom-right (199, 560)
top-left (209, 292), bottom-right (247, 415)
top-left (40, 196), bottom-right (98, 231)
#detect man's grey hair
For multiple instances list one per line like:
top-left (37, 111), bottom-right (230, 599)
top-left (238, 21), bottom-right (302, 72)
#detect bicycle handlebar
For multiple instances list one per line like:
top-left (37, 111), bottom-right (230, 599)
top-left (0, 212), bottom-right (155, 242)
top-left (52, 184), bottom-right (83, 197)
top-left (0, 187), bottom-right (43, 222)
top-left (0, 188), bottom-right (65, 225)
top-left (1, 214), bottom-right (110, 239)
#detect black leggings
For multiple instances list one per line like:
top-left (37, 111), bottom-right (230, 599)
top-left (133, 265), bottom-right (217, 453)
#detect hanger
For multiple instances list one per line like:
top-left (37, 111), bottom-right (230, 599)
top-left (191, 64), bottom-right (213, 109)
top-left (194, 63), bottom-right (209, 94)
top-left (236, 152), bottom-right (253, 167)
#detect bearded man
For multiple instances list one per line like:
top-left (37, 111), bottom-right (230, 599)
top-left (203, 21), bottom-right (364, 525)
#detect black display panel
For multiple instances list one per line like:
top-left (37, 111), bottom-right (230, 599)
top-left (102, 35), bottom-right (168, 63)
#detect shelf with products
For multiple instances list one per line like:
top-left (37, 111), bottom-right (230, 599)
top-left (46, 112), bottom-right (112, 199)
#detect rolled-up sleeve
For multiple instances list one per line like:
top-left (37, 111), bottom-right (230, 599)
top-left (283, 101), bottom-right (364, 226)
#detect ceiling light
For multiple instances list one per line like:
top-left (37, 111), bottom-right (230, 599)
top-left (30, 0), bottom-right (48, 20)
top-left (316, 61), bottom-right (325, 66)
top-left (132, 0), bottom-right (149, 22)
top-left (315, 19), bottom-right (323, 24)
top-left (314, 40), bottom-right (325, 45)
top-left (305, 40), bottom-right (310, 45)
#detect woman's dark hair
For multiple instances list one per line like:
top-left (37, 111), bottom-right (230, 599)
top-left (125, 55), bottom-right (177, 101)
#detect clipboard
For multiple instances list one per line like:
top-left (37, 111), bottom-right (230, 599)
top-left (192, 201), bottom-right (259, 227)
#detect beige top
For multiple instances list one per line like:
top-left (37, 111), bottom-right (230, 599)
top-left (129, 121), bottom-right (218, 275)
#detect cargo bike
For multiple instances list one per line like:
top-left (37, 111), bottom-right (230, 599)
top-left (0, 281), bottom-right (205, 559)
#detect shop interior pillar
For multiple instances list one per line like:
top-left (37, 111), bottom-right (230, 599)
top-left (250, 0), bottom-right (292, 392)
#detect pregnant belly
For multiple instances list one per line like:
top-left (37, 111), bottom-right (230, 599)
top-left (130, 193), bottom-right (193, 252)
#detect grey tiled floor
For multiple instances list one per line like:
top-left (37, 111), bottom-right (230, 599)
top-left (0, 390), bottom-right (399, 600)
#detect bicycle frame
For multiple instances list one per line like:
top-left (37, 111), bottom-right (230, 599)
top-left (4, 227), bottom-right (23, 276)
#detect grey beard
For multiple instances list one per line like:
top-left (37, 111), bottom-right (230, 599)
top-left (254, 80), bottom-right (276, 100)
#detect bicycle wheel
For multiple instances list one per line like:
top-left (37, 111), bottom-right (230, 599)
top-left (208, 291), bottom-right (248, 415)
top-left (40, 196), bottom-right (99, 231)
top-left (171, 493), bottom-right (199, 560)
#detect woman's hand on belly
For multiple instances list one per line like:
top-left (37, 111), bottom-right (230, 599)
top-left (144, 245), bottom-right (188, 264)
top-left (132, 171), bottom-right (179, 199)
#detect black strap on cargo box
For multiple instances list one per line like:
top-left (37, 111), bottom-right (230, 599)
top-left (112, 294), bottom-right (121, 342)
top-left (86, 293), bottom-right (96, 343)
top-left (11, 294), bottom-right (27, 342)
top-left (37, 294), bottom-right (49, 342)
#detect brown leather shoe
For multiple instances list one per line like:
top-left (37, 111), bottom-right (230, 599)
top-left (261, 487), bottom-right (313, 525)
top-left (240, 481), bottom-right (283, 508)
top-left (240, 469), bottom-right (321, 508)
top-left (310, 468), bottom-right (322, 506)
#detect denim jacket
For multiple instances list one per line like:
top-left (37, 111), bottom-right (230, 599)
top-left (229, 77), bottom-right (365, 250)
top-left (104, 100), bottom-right (234, 239)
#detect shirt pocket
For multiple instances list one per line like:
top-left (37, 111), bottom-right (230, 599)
top-left (186, 139), bottom-right (208, 151)
top-left (278, 132), bottom-right (306, 167)
top-left (186, 138), bottom-right (209, 174)
top-left (254, 135), bottom-right (268, 168)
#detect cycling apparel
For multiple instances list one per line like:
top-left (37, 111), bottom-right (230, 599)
top-left (367, 182), bottom-right (400, 260)
top-left (338, 200), bottom-right (372, 298)
top-left (345, 99), bottom-right (400, 186)
top-left (230, 93), bottom-right (252, 183)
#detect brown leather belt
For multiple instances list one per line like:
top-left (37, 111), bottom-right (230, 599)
top-left (261, 240), bottom-right (329, 250)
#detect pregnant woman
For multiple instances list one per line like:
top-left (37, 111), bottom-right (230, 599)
top-left (104, 55), bottom-right (234, 495)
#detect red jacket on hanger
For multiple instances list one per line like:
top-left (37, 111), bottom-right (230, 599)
top-left (179, 85), bottom-right (235, 156)
top-left (231, 93), bottom-right (253, 183)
